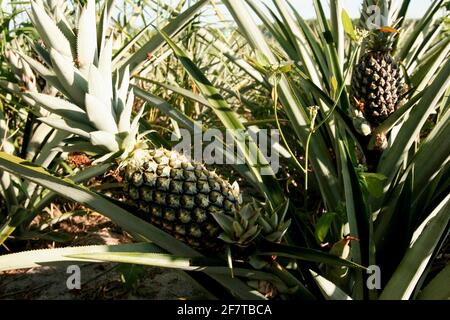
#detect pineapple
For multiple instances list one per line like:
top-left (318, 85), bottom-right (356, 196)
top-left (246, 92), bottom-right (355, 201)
top-left (123, 148), bottom-right (241, 250)
top-left (17, 0), bottom-right (263, 251)
top-left (351, 28), bottom-right (403, 126)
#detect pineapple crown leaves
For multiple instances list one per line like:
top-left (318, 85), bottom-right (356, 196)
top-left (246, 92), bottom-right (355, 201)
top-left (360, 0), bottom-right (403, 51)
top-left (212, 202), bottom-right (262, 246)
top-left (20, 0), bottom-right (143, 162)
top-left (360, 0), bottom-right (403, 30)
top-left (213, 198), bottom-right (292, 246)
top-left (258, 199), bottom-right (291, 243)
top-left (366, 27), bottom-right (400, 52)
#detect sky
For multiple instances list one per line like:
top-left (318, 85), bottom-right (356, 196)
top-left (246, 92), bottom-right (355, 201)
top-left (198, 0), bottom-right (439, 26)
top-left (1, 0), bottom-right (439, 25)
top-left (277, 0), bottom-right (434, 19)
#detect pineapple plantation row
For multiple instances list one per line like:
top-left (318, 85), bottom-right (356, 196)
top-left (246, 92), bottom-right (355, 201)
top-left (0, 0), bottom-right (448, 300)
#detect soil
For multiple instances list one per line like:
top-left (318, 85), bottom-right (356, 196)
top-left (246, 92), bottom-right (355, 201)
top-left (0, 212), bottom-right (204, 300)
top-left (0, 264), bottom-right (202, 299)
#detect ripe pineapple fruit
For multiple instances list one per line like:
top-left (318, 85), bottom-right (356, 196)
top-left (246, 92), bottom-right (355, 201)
top-left (351, 28), bottom-right (403, 125)
top-left (17, 0), bottom-right (263, 252)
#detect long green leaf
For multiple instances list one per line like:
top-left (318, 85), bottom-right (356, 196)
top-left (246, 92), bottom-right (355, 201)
top-left (310, 270), bottom-right (352, 300)
top-left (379, 194), bottom-right (450, 300)
top-left (119, 0), bottom-right (208, 74)
top-left (0, 243), bottom-right (161, 271)
top-left (417, 264), bottom-right (450, 300)
top-left (257, 240), bottom-right (366, 270)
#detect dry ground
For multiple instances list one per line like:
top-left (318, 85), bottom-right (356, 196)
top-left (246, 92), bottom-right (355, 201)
top-left (0, 212), bottom-right (204, 300)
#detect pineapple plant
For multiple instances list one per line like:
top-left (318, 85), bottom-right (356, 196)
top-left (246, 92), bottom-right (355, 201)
top-left (15, 0), bottom-right (262, 252)
top-left (351, 28), bottom-right (403, 126)
top-left (0, 0), bottom-right (447, 301)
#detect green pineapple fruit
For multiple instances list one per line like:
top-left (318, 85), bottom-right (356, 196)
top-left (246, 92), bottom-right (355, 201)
top-left (17, 0), bottom-right (260, 251)
top-left (123, 148), bottom-right (241, 250)
top-left (351, 28), bottom-right (403, 125)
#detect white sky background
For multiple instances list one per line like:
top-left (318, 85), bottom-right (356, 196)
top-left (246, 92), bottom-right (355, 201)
top-left (199, 0), bottom-right (436, 23)
top-left (268, 0), bottom-right (434, 19)
top-left (2, 0), bottom-right (439, 27)
top-left (193, 0), bottom-right (439, 28)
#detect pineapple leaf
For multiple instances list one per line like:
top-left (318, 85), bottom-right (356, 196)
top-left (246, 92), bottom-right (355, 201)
top-left (77, 0), bottom-right (98, 74)
top-left (30, 0), bottom-right (73, 59)
top-left (89, 131), bottom-right (120, 152)
top-left (50, 48), bottom-right (88, 106)
top-left (360, 173), bottom-right (388, 198)
top-left (54, 143), bottom-right (106, 155)
top-left (118, 67), bottom-right (130, 109)
top-left (118, 0), bottom-right (208, 74)
top-left (38, 116), bottom-right (94, 139)
top-left (139, 78), bottom-right (212, 109)
top-left (0, 243), bottom-right (161, 272)
top-left (118, 88), bottom-right (133, 133)
top-left (128, 101), bottom-right (145, 140)
top-left (87, 64), bottom-right (113, 111)
top-left (98, 0), bottom-right (115, 55)
top-left (26, 92), bottom-right (88, 124)
top-left (17, 51), bottom-right (70, 97)
top-left (240, 225), bottom-right (261, 243)
top-left (310, 270), bottom-right (352, 300)
top-left (132, 86), bottom-right (201, 133)
top-left (115, 67), bottom-right (131, 131)
top-left (85, 93), bottom-right (118, 134)
top-left (418, 265), bottom-right (450, 300)
top-left (380, 194), bottom-right (450, 300)
top-left (314, 212), bottom-right (337, 244)
top-left (265, 231), bottom-right (284, 242)
top-left (258, 240), bottom-right (366, 269)
top-left (240, 203), bottom-right (256, 220)
top-left (53, 6), bottom-right (77, 54)
top-left (32, 41), bottom-right (52, 67)
top-left (226, 246), bottom-right (234, 278)
top-left (211, 211), bottom-right (235, 236)
top-left (111, 23), bottom-right (152, 69)
top-left (342, 9), bottom-right (356, 40)
top-left (257, 216), bottom-right (273, 234)
top-left (269, 212), bottom-right (278, 229)
top-left (217, 233), bottom-right (234, 244)
top-left (232, 221), bottom-right (244, 238)
top-left (98, 38), bottom-right (113, 107)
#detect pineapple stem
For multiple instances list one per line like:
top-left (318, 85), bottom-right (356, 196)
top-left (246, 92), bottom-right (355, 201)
top-left (313, 46), bottom-right (361, 132)
top-left (304, 44), bottom-right (360, 198)
top-left (271, 77), bottom-right (307, 175)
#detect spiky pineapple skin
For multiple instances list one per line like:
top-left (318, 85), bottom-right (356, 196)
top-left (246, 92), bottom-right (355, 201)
top-left (351, 51), bottom-right (402, 125)
top-left (121, 148), bottom-right (240, 251)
